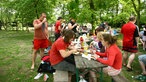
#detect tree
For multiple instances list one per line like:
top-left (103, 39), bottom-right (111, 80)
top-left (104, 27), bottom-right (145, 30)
top-left (9, 0), bottom-right (56, 31)
top-left (131, 0), bottom-right (142, 28)
top-left (1, 0), bottom-right (146, 31)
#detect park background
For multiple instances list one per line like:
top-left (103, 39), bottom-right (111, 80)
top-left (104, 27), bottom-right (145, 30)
top-left (0, 0), bottom-right (146, 82)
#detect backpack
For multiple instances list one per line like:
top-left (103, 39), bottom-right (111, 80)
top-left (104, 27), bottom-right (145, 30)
top-left (37, 55), bottom-right (55, 73)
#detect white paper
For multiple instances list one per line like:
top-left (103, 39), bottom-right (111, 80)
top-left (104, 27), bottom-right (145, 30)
top-left (82, 53), bottom-right (91, 60)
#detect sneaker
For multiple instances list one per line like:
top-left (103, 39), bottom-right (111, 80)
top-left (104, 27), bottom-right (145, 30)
top-left (44, 74), bottom-right (49, 81)
top-left (34, 73), bottom-right (43, 79)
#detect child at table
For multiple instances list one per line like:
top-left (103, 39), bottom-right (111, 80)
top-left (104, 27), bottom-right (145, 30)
top-left (91, 33), bottom-right (122, 76)
top-left (90, 31), bottom-right (105, 53)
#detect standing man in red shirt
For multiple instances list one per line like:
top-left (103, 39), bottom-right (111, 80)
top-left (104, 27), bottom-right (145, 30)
top-left (121, 16), bottom-right (139, 71)
top-left (31, 13), bottom-right (49, 70)
top-left (54, 17), bottom-right (63, 41)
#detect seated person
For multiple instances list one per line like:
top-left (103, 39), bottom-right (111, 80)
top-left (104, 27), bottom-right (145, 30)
top-left (91, 33), bottom-right (122, 76)
top-left (139, 29), bottom-right (146, 50)
top-left (49, 29), bottom-right (81, 82)
top-left (138, 54), bottom-right (146, 75)
top-left (90, 32), bottom-right (105, 53)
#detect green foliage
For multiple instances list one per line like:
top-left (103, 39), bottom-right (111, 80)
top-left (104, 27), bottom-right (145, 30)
top-left (140, 13), bottom-right (146, 24)
top-left (66, 1), bottom-right (80, 19)
top-left (77, 9), bottom-right (93, 23)
top-left (0, 0), bottom-right (146, 30)
top-left (9, 0), bottom-right (56, 24)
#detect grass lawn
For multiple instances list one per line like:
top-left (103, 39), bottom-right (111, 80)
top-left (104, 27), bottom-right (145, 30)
top-left (0, 30), bottom-right (145, 82)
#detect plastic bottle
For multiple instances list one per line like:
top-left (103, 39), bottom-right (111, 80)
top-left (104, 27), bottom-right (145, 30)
top-left (132, 75), bottom-right (146, 81)
top-left (87, 33), bottom-right (90, 39)
top-left (79, 76), bottom-right (87, 82)
top-left (80, 37), bottom-right (84, 48)
top-left (83, 41), bottom-right (88, 56)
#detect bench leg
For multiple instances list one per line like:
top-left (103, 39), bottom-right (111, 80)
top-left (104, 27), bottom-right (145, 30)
top-left (111, 78), bottom-right (115, 82)
top-left (99, 67), bottom-right (103, 82)
top-left (76, 68), bottom-right (79, 82)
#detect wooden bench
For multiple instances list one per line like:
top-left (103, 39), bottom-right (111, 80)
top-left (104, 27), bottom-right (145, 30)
top-left (111, 73), bottom-right (129, 82)
top-left (54, 70), bottom-right (69, 82)
top-left (75, 55), bottom-right (107, 82)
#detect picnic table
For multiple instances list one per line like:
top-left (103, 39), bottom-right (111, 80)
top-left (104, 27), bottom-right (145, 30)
top-left (74, 55), bottom-right (107, 82)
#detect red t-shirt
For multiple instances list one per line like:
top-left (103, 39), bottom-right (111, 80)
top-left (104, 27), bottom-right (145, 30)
top-left (96, 44), bottom-right (122, 70)
top-left (121, 22), bottom-right (136, 47)
top-left (121, 22), bottom-right (139, 53)
top-left (55, 20), bottom-right (61, 33)
top-left (50, 37), bottom-right (70, 65)
top-left (33, 19), bottom-right (48, 39)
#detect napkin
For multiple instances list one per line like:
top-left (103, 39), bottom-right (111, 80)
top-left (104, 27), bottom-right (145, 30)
top-left (82, 53), bottom-right (91, 60)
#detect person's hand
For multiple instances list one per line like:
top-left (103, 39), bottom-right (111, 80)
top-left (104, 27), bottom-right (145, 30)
top-left (90, 49), bottom-right (96, 54)
top-left (89, 42), bottom-right (94, 48)
top-left (72, 49), bottom-right (77, 54)
top-left (73, 23), bottom-right (77, 27)
top-left (91, 54), bottom-right (100, 60)
top-left (42, 18), bottom-right (47, 23)
top-left (77, 48), bottom-right (84, 52)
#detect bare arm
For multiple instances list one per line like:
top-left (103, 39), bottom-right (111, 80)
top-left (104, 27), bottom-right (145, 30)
top-left (135, 37), bottom-right (139, 47)
top-left (68, 23), bottom-right (77, 30)
top-left (59, 49), bottom-right (77, 58)
top-left (33, 18), bottom-right (46, 29)
top-left (45, 22), bottom-right (49, 39)
top-left (139, 38), bottom-right (144, 44)
top-left (58, 25), bottom-right (61, 31)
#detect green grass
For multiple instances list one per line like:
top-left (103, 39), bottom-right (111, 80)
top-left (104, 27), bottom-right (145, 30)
top-left (0, 30), bottom-right (145, 82)
top-left (0, 30), bottom-right (53, 82)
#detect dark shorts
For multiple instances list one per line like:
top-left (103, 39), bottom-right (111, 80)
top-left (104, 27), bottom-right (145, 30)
top-left (52, 60), bottom-right (76, 74)
top-left (33, 39), bottom-right (49, 50)
top-left (122, 46), bottom-right (138, 53)
top-left (55, 33), bottom-right (61, 41)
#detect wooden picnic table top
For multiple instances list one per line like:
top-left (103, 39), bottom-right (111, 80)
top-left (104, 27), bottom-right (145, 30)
top-left (74, 55), bottom-right (106, 69)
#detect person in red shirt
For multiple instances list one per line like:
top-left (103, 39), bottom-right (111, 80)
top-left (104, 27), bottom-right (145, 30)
top-left (31, 13), bottom-right (49, 70)
top-left (121, 16), bottom-right (139, 71)
top-left (91, 33), bottom-right (122, 76)
top-left (54, 17), bottom-right (63, 41)
top-left (50, 29), bottom-right (80, 82)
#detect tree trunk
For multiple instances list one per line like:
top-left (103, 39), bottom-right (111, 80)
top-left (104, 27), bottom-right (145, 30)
top-left (89, 0), bottom-right (95, 31)
top-left (131, 0), bottom-right (141, 28)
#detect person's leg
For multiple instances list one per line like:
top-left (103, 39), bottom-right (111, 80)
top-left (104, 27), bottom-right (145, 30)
top-left (123, 51), bottom-right (128, 66)
top-left (68, 72), bottom-right (72, 82)
top-left (138, 55), bottom-right (146, 75)
top-left (144, 41), bottom-right (146, 50)
top-left (127, 53), bottom-right (135, 69)
top-left (89, 71), bottom-right (97, 82)
top-left (31, 49), bottom-right (37, 69)
top-left (40, 48), bottom-right (45, 58)
top-left (103, 67), bottom-right (109, 75)
top-left (139, 61), bottom-right (146, 75)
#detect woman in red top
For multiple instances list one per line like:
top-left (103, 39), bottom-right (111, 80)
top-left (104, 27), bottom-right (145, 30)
top-left (91, 33), bottom-right (122, 76)
top-left (50, 29), bottom-right (79, 81)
